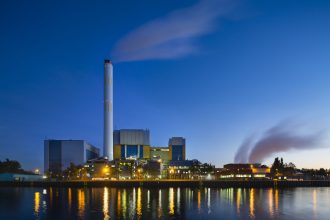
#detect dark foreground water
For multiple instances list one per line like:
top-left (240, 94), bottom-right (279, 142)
top-left (1, 187), bottom-right (330, 220)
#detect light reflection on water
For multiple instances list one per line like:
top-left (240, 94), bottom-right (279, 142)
top-left (169, 187), bottom-right (174, 215)
top-left (249, 188), bottom-right (255, 219)
top-left (34, 192), bottom-right (40, 216)
top-left (77, 189), bottom-right (85, 218)
top-left (103, 187), bottom-right (109, 220)
top-left (1, 187), bottom-right (330, 219)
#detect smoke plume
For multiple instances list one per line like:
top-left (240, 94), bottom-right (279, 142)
top-left (112, 0), bottom-right (233, 62)
top-left (234, 136), bottom-right (253, 163)
top-left (234, 121), bottom-right (324, 164)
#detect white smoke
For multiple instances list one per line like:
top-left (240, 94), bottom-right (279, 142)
top-left (112, 0), bottom-right (234, 62)
top-left (234, 121), bottom-right (325, 164)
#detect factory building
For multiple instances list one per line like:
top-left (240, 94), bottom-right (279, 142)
top-left (113, 129), bottom-right (151, 160)
top-left (44, 140), bottom-right (100, 173)
top-left (169, 137), bottom-right (186, 161)
top-left (150, 147), bottom-right (170, 162)
top-left (219, 163), bottom-right (271, 179)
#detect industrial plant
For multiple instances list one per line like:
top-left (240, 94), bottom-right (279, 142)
top-left (42, 60), bottom-right (192, 180)
top-left (38, 60), bottom-right (324, 182)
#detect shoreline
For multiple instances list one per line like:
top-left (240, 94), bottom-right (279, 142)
top-left (1, 180), bottom-right (330, 188)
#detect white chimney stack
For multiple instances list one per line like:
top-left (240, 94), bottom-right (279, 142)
top-left (104, 59), bottom-right (113, 160)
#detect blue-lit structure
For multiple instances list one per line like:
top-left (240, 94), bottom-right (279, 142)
top-left (113, 129), bottom-right (151, 159)
top-left (169, 137), bottom-right (186, 161)
top-left (44, 140), bottom-right (100, 173)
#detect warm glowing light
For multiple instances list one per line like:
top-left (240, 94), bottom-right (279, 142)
top-left (103, 166), bottom-right (110, 174)
top-left (275, 189), bottom-right (279, 212)
top-left (249, 188), bottom-right (255, 219)
top-left (78, 189), bottom-right (85, 218)
top-left (122, 190), bottom-right (127, 217)
top-left (137, 188), bottom-right (142, 217)
top-left (117, 190), bottom-right (121, 217)
top-left (169, 188), bottom-right (175, 215)
top-left (268, 188), bottom-right (274, 217)
top-left (103, 187), bottom-right (110, 220)
top-left (197, 190), bottom-right (201, 212)
top-left (34, 192), bottom-right (40, 215)
top-left (236, 189), bottom-right (241, 214)
top-left (68, 188), bottom-right (72, 211)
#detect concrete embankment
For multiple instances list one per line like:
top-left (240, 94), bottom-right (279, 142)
top-left (1, 180), bottom-right (330, 188)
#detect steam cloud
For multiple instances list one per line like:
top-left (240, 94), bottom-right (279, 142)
top-left (234, 136), bottom-right (254, 163)
top-left (234, 122), bottom-right (324, 164)
top-left (112, 0), bottom-right (233, 62)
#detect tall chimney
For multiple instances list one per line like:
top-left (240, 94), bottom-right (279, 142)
top-left (104, 59), bottom-right (113, 160)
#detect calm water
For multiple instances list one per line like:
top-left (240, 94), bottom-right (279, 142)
top-left (1, 187), bottom-right (330, 219)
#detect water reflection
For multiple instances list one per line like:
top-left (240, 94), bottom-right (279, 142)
top-left (177, 188), bottom-right (181, 214)
top-left (207, 188), bottom-right (211, 214)
top-left (157, 189), bottom-right (162, 218)
top-left (77, 189), bottom-right (85, 218)
top-left (249, 188), bottom-right (255, 219)
top-left (147, 190), bottom-right (150, 210)
top-left (34, 192), bottom-right (40, 216)
top-left (68, 188), bottom-right (72, 211)
top-left (117, 190), bottom-right (121, 217)
top-left (236, 188), bottom-right (241, 214)
top-left (1, 187), bottom-right (330, 219)
top-left (313, 189), bottom-right (317, 218)
top-left (197, 190), bottom-right (201, 212)
top-left (275, 188), bottom-right (279, 212)
top-left (268, 188), bottom-right (273, 217)
top-left (169, 188), bottom-right (174, 215)
top-left (137, 188), bottom-right (142, 217)
top-left (103, 187), bottom-right (109, 220)
top-left (122, 189), bottom-right (127, 217)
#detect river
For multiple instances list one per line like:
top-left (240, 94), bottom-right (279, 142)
top-left (0, 187), bottom-right (329, 219)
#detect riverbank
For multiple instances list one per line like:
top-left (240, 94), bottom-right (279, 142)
top-left (1, 180), bottom-right (330, 188)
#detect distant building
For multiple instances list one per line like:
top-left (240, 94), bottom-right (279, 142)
top-left (143, 160), bottom-right (161, 179)
top-left (84, 157), bottom-right (114, 180)
top-left (168, 137), bottom-right (186, 161)
top-left (44, 140), bottom-right (100, 173)
top-left (168, 159), bottom-right (215, 179)
top-left (220, 163), bottom-right (270, 179)
top-left (114, 159), bottom-right (137, 180)
top-left (168, 160), bottom-right (194, 179)
top-left (0, 173), bottom-right (43, 182)
top-left (150, 146), bottom-right (170, 162)
top-left (150, 146), bottom-right (170, 178)
top-left (113, 129), bottom-right (151, 160)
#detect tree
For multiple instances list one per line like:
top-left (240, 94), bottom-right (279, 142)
top-left (0, 159), bottom-right (23, 173)
top-left (271, 157), bottom-right (284, 177)
top-left (63, 163), bottom-right (84, 180)
top-left (318, 168), bottom-right (326, 177)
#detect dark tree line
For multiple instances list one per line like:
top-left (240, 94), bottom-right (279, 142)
top-left (0, 158), bottom-right (32, 174)
top-left (271, 157), bottom-right (329, 179)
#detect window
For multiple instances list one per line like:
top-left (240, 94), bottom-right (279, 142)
top-left (127, 145), bottom-right (138, 158)
top-left (172, 145), bottom-right (183, 161)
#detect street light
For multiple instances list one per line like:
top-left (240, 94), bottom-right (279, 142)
top-left (103, 166), bottom-right (110, 175)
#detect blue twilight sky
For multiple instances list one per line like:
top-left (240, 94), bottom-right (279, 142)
top-left (1, 0), bottom-right (330, 171)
